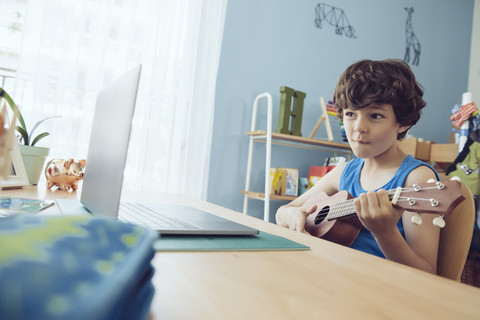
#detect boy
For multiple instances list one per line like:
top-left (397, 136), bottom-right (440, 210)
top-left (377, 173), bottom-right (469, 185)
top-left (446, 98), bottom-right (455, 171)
top-left (276, 59), bottom-right (440, 274)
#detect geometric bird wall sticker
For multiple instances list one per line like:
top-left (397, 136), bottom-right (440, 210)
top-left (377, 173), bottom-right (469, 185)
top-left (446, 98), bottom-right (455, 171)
top-left (314, 3), bottom-right (357, 39)
top-left (404, 7), bottom-right (421, 66)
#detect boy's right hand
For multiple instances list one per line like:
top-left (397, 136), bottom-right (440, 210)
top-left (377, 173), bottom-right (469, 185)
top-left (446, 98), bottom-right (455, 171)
top-left (286, 204), bottom-right (317, 234)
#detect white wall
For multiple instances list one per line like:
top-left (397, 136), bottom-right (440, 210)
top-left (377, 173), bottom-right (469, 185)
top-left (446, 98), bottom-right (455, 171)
top-left (469, 0), bottom-right (480, 100)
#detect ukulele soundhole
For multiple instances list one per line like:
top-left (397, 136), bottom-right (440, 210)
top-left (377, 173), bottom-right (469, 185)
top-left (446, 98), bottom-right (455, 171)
top-left (314, 206), bottom-right (330, 225)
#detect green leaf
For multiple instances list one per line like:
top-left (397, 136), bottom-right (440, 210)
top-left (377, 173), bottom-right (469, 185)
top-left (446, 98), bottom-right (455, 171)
top-left (29, 115), bottom-right (62, 143)
top-left (15, 125), bottom-right (29, 145)
top-left (31, 132), bottom-right (49, 146)
top-left (2, 87), bottom-right (60, 146)
top-left (0, 87), bottom-right (26, 130)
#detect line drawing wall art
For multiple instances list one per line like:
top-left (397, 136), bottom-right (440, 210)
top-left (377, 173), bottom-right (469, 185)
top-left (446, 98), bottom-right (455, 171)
top-left (404, 7), bottom-right (421, 66)
top-left (314, 3), bottom-right (357, 39)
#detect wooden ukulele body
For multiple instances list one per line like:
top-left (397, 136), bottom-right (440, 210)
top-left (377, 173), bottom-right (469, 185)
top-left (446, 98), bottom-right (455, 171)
top-left (304, 191), bottom-right (363, 247)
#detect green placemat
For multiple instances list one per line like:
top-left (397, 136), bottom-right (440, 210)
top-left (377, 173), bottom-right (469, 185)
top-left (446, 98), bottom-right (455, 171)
top-left (153, 231), bottom-right (309, 251)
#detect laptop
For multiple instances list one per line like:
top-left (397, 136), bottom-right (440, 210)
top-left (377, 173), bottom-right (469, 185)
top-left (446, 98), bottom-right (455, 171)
top-left (57, 64), bottom-right (258, 236)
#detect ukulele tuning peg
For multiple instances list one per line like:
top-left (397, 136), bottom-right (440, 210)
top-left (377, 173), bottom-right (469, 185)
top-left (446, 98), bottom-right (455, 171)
top-left (411, 213), bottom-right (423, 226)
top-left (427, 179), bottom-right (445, 189)
top-left (433, 215), bottom-right (446, 228)
top-left (429, 198), bottom-right (439, 207)
top-left (435, 181), bottom-right (445, 189)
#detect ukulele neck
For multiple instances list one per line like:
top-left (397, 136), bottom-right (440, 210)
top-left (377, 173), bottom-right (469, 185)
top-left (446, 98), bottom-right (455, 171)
top-left (327, 181), bottom-right (451, 221)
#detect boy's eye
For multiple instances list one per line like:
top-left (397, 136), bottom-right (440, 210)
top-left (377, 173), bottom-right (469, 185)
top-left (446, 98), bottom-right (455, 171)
top-left (371, 113), bottom-right (384, 119)
top-left (344, 111), bottom-right (355, 117)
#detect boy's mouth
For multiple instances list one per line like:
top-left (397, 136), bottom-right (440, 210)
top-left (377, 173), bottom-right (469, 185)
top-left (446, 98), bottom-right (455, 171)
top-left (353, 139), bottom-right (368, 144)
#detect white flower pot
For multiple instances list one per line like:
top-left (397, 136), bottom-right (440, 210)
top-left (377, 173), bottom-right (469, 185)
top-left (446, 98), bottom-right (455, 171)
top-left (19, 145), bottom-right (49, 185)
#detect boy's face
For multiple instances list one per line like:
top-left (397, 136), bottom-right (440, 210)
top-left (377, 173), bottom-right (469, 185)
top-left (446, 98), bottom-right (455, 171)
top-left (342, 103), bottom-right (409, 159)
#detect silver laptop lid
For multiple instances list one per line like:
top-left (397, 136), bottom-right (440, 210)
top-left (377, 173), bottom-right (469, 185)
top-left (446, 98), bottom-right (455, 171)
top-left (80, 65), bottom-right (141, 217)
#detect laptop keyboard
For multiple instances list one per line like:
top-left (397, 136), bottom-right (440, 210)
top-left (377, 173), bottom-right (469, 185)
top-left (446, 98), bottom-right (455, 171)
top-left (118, 202), bottom-right (199, 230)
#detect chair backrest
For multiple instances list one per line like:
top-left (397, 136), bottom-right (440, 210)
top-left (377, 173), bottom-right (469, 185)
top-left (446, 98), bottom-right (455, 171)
top-left (437, 180), bottom-right (476, 281)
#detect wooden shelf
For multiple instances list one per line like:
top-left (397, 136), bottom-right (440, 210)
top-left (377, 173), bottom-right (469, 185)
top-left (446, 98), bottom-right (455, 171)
top-left (243, 94), bottom-right (352, 221)
top-left (246, 131), bottom-right (351, 150)
top-left (397, 137), bottom-right (458, 163)
top-left (241, 190), bottom-right (296, 201)
top-left (430, 144), bottom-right (458, 163)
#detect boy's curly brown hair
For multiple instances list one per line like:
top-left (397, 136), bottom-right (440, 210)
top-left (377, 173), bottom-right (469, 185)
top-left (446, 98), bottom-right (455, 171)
top-left (333, 59), bottom-right (426, 139)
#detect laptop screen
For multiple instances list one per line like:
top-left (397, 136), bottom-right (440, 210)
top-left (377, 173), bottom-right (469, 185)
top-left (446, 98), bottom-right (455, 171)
top-left (80, 65), bottom-right (142, 218)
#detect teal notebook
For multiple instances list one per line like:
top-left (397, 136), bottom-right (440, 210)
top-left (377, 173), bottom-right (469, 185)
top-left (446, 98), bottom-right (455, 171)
top-left (153, 231), bottom-right (309, 251)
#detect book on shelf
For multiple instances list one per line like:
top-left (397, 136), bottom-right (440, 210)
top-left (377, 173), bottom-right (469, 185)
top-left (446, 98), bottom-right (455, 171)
top-left (270, 167), bottom-right (299, 196)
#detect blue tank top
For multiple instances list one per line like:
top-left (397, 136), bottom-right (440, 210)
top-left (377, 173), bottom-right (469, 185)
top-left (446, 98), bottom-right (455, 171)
top-left (339, 155), bottom-right (439, 258)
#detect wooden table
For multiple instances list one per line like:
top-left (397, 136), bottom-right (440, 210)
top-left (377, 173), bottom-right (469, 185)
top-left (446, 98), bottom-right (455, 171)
top-left (2, 185), bottom-right (480, 319)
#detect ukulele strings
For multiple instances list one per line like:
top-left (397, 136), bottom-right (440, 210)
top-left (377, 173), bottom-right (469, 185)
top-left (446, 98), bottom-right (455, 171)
top-left (387, 186), bottom-right (441, 204)
top-left (317, 185), bottom-right (445, 220)
top-left (316, 199), bottom-right (356, 220)
top-left (389, 186), bottom-right (443, 193)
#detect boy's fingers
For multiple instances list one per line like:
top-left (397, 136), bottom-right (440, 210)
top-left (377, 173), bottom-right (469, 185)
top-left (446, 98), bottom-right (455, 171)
top-left (304, 204), bottom-right (317, 215)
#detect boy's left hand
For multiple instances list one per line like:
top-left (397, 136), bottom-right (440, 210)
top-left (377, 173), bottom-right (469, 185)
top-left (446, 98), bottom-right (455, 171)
top-left (353, 189), bottom-right (404, 236)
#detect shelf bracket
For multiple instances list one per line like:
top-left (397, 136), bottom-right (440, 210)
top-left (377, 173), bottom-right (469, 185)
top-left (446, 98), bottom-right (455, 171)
top-left (243, 92), bottom-right (273, 221)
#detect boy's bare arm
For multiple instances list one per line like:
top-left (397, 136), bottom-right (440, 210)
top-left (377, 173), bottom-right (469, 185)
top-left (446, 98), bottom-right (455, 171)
top-left (275, 162), bottom-right (345, 232)
top-left (357, 166), bottom-right (440, 274)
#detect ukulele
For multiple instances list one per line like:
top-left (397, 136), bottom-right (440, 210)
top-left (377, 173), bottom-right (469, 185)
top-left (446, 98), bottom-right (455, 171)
top-left (304, 180), bottom-right (465, 247)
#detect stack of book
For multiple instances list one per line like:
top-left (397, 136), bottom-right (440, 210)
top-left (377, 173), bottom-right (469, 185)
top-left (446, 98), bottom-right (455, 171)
top-left (0, 214), bottom-right (157, 319)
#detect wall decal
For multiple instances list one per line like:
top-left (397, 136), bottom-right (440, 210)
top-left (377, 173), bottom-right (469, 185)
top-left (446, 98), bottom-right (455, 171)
top-left (404, 7), bottom-right (421, 66)
top-left (314, 3), bottom-right (357, 38)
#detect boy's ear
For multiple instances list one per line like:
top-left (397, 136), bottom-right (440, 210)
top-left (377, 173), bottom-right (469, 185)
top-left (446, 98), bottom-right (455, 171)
top-left (398, 125), bottom-right (410, 134)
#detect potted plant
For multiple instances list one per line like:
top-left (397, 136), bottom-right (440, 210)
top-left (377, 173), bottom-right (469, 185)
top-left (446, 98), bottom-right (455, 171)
top-left (0, 87), bottom-right (60, 185)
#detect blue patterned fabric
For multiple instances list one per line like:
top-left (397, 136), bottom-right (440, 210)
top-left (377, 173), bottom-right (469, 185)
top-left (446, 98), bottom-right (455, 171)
top-left (339, 155), bottom-right (439, 258)
top-left (0, 214), bottom-right (157, 320)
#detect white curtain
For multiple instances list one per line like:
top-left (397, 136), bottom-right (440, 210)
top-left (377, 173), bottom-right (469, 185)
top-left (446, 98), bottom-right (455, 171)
top-left (12, 0), bottom-right (227, 198)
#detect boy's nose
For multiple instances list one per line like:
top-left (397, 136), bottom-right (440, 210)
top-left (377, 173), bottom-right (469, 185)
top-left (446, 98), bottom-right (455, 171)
top-left (354, 117), bottom-right (367, 133)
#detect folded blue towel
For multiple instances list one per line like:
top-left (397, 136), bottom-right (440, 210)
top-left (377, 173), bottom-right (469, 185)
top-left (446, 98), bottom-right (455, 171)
top-left (0, 214), bottom-right (157, 320)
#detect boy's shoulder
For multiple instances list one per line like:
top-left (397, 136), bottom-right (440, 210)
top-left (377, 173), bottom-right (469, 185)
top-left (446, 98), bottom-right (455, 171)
top-left (404, 164), bottom-right (439, 186)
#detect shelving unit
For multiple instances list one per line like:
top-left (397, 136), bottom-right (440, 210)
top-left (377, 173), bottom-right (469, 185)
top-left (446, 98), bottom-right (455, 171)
top-left (242, 92), bottom-right (352, 221)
